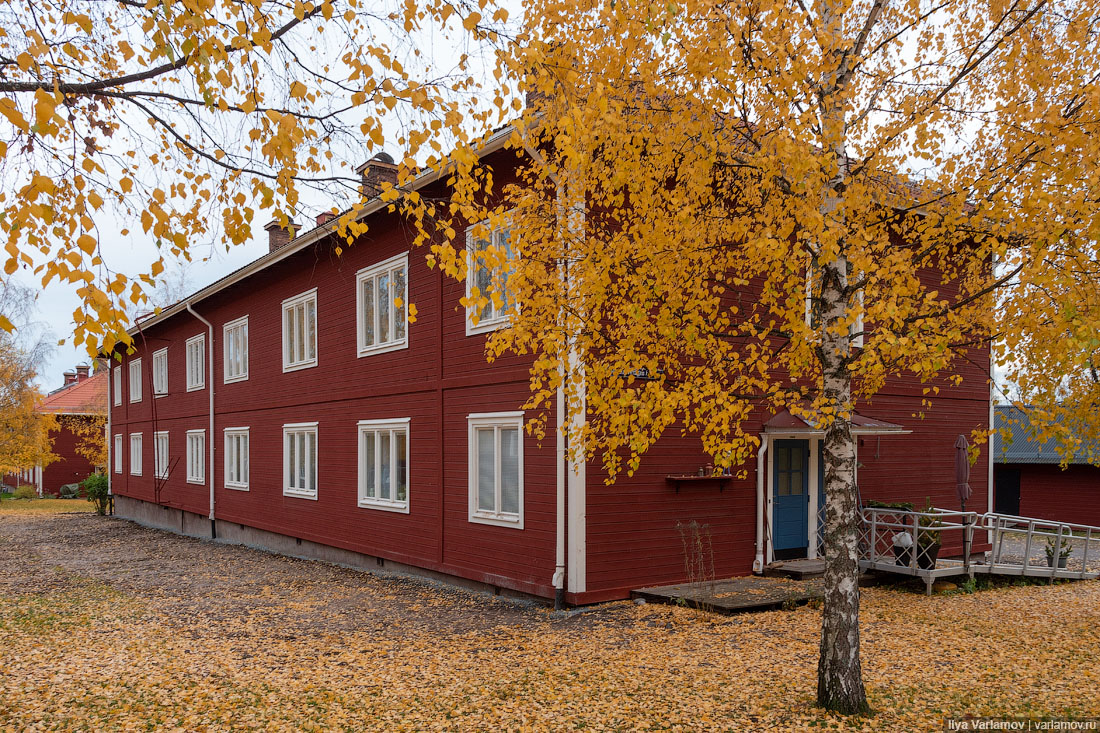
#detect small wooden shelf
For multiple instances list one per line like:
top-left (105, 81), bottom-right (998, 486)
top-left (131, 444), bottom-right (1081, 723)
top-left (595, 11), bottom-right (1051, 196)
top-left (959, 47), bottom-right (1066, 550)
top-left (666, 475), bottom-right (732, 493)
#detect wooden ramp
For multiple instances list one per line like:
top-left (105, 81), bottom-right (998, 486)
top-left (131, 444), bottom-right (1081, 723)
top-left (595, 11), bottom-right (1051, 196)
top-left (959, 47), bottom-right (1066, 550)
top-left (632, 576), bottom-right (823, 614)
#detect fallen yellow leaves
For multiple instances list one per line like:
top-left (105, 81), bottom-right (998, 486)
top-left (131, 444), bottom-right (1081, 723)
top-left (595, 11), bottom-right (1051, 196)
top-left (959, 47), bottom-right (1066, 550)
top-left (1, 513), bottom-right (1098, 731)
top-left (0, 498), bottom-right (93, 515)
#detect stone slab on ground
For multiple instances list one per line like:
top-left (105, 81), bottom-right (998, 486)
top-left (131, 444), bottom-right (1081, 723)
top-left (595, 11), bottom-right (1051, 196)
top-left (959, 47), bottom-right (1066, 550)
top-left (632, 575), bottom-right (824, 614)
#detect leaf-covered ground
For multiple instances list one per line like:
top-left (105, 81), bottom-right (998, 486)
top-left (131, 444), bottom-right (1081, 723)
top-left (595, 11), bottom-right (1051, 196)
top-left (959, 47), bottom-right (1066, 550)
top-left (1, 513), bottom-right (1097, 731)
top-left (0, 498), bottom-right (93, 515)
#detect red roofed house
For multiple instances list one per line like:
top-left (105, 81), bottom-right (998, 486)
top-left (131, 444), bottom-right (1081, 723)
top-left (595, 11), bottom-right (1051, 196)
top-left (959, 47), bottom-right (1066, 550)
top-left (106, 141), bottom-right (993, 605)
top-left (3, 364), bottom-right (108, 496)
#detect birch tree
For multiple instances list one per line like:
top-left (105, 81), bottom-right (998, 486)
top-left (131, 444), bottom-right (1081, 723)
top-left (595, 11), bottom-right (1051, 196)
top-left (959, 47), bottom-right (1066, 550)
top-left (413, 0), bottom-right (1100, 714)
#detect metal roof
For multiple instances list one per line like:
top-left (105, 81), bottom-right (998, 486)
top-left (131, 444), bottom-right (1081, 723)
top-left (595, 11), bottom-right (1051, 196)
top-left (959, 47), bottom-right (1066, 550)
top-left (994, 405), bottom-right (1099, 465)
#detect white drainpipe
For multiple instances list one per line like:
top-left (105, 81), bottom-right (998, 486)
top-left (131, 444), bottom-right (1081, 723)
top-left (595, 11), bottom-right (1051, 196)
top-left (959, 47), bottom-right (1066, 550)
top-left (186, 301), bottom-right (216, 537)
top-left (753, 434), bottom-right (769, 573)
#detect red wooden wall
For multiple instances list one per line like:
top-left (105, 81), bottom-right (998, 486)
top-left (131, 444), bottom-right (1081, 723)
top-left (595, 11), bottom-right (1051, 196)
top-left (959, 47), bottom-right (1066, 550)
top-left (1005, 464), bottom-right (1100, 527)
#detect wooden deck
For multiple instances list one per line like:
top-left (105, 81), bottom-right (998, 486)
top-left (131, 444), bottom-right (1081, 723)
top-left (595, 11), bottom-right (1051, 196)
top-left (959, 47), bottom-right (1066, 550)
top-left (632, 576), bottom-right (824, 614)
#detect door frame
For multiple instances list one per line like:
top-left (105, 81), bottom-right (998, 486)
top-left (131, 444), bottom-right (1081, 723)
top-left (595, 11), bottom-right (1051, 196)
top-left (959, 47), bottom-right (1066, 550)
top-left (764, 433), bottom-right (821, 565)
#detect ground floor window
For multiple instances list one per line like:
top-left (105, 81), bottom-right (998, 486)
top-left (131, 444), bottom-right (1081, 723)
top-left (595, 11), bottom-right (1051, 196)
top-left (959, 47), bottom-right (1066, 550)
top-left (224, 428), bottom-right (249, 490)
top-left (467, 412), bottom-right (523, 528)
top-left (130, 433), bottom-right (143, 476)
top-left (186, 430), bottom-right (205, 484)
top-left (357, 418), bottom-right (409, 512)
top-left (113, 434), bottom-right (122, 473)
top-left (283, 422), bottom-right (318, 499)
top-left (154, 431), bottom-right (169, 480)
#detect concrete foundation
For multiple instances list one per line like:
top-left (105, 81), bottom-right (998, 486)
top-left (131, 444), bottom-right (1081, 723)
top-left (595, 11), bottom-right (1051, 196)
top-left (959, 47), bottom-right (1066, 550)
top-left (112, 494), bottom-right (547, 605)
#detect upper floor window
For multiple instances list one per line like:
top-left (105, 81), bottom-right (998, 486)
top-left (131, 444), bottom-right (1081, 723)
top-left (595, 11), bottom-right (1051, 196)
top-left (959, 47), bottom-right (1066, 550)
top-left (130, 433), bottom-right (143, 476)
top-left (282, 289), bottom-right (317, 372)
top-left (186, 430), bottom-right (205, 484)
top-left (467, 412), bottom-right (524, 528)
top-left (356, 254), bottom-right (409, 357)
top-left (224, 427), bottom-right (250, 490)
top-left (283, 422), bottom-right (318, 499)
top-left (466, 216), bottom-right (516, 335)
top-left (152, 348), bottom-right (168, 397)
top-left (186, 333), bottom-right (205, 391)
top-left (357, 418), bottom-right (410, 512)
top-left (223, 316), bottom-right (249, 383)
top-left (113, 434), bottom-right (122, 473)
top-left (112, 366), bottom-right (121, 406)
top-left (128, 358), bottom-right (142, 403)
top-left (154, 431), bottom-right (170, 479)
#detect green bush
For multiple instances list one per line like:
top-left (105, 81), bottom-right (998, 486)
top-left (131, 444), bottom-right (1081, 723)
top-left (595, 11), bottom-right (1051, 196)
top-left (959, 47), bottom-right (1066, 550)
top-left (13, 485), bottom-right (36, 500)
top-left (81, 473), bottom-right (110, 515)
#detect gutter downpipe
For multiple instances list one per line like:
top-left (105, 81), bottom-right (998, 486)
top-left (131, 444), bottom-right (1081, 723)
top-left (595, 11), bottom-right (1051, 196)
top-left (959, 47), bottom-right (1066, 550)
top-left (524, 137), bottom-right (567, 609)
top-left (186, 301), bottom-right (216, 538)
top-left (753, 434), bottom-right (768, 573)
top-left (105, 360), bottom-right (112, 513)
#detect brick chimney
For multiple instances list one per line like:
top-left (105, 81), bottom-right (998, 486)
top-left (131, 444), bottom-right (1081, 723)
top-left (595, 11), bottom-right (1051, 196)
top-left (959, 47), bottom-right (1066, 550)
top-left (316, 212), bottom-right (335, 227)
top-left (264, 218), bottom-right (298, 253)
top-left (356, 153), bottom-right (398, 199)
top-left (62, 371), bottom-right (77, 388)
top-left (75, 364), bottom-right (90, 382)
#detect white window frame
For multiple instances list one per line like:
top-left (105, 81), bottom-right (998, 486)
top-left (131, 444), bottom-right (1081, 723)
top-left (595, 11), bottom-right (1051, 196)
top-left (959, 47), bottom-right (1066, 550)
top-left (129, 433), bottom-right (143, 476)
top-left (186, 430), bottom-right (205, 485)
top-left (128, 358), bottom-right (142, 403)
top-left (223, 316), bottom-right (249, 384)
top-left (356, 253), bottom-right (410, 358)
top-left (113, 434), bottom-right (122, 473)
top-left (467, 411), bottom-right (524, 529)
top-left (465, 214), bottom-right (517, 335)
top-left (223, 427), bottom-right (250, 491)
top-left (185, 333), bottom-right (205, 391)
top-left (112, 366), bottom-right (121, 406)
top-left (153, 431), bottom-right (170, 479)
top-left (282, 289), bottom-right (318, 372)
top-left (282, 422), bottom-right (318, 499)
top-left (357, 418), bottom-right (410, 513)
top-left (152, 348), bottom-right (168, 397)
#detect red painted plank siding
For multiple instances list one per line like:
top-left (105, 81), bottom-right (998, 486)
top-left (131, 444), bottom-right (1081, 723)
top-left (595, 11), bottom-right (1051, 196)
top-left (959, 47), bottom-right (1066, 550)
top-left (1006, 464), bottom-right (1100, 527)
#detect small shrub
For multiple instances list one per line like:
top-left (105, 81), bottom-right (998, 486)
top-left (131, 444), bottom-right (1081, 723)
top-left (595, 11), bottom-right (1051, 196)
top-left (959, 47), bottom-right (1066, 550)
top-left (13, 485), bottom-right (36, 500)
top-left (81, 473), bottom-right (110, 515)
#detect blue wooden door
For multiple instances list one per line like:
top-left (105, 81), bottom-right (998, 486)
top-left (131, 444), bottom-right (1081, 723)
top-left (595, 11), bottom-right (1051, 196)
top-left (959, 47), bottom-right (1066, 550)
top-left (773, 439), bottom-right (809, 553)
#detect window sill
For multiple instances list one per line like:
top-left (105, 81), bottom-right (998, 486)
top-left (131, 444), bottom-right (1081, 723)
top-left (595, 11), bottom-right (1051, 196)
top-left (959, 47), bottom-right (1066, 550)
top-left (465, 315), bottom-right (511, 337)
top-left (154, 473), bottom-right (169, 480)
top-left (154, 392), bottom-right (168, 399)
top-left (469, 511), bottom-right (523, 530)
top-left (283, 488), bottom-right (318, 500)
top-left (282, 360), bottom-right (317, 374)
top-left (129, 399), bottom-right (142, 404)
top-left (357, 339), bottom-right (409, 359)
top-left (130, 472), bottom-right (142, 477)
top-left (358, 498), bottom-right (410, 514)
top-left (186, 478), bottom-right (205, 485)
top-left (224, 483), bottom-right (249, 492)
top-left (186, 384), bottom-right (205, 392)
top-left (223, 374), bottom-right (249, 384)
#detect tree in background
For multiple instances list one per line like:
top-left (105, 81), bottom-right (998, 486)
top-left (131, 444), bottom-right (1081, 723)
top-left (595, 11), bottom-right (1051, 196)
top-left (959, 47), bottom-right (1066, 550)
top-left (0, 0), bottom-right (508, 353)
top-left (0, 280), bottom-right (56, 475)
top-left (414, 0), bottom-right (1100, 713)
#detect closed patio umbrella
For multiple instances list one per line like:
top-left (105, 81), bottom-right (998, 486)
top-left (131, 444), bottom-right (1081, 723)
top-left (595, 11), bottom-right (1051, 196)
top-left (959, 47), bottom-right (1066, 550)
top-left (954, 434), bottom-right (972, 511)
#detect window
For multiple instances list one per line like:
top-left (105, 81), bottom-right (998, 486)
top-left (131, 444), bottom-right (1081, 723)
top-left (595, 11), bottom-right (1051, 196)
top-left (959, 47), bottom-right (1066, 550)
top-left (152, 348), bottom-right (168, 396)
top-left (154, 431), bottom-right (170, 479)
top-left (223, 316), bottom-right (249, 383)
top-left (282, 289), bottom-right (317, 372)
top-left (113, 434), bottom-right (122, 473)
top-left (357, 418), bottom-right (409, 512)
top-left (467, 412), bottom-right (524, 528)
top-left (112, 366), bottom-right (121, 406)
top-left (186, 334), bottom-right (205, 391)
top-left (128, 358), bottom-right (142, 403)
top-left (465, 216), bottom-right (516, 334)
top-left (356, 254), bottom-right (409, 357)
top-left (283, 422), bottom-right (318, 499)
top-left (186, 430), bottom-right (205, 484)
top-left (224, 428), bottom-right (250, 490)
top-left (130, 433), bottom-right (143, 476)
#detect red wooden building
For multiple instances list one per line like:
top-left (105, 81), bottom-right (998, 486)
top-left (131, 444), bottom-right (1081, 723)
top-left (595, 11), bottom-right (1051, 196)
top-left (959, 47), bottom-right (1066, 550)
top-left (3, 365), bottom-right (107, 496)
top-left (107, 139), bottom-right (993, 604)
top-left (994, 406), bottom-right (1100, 527)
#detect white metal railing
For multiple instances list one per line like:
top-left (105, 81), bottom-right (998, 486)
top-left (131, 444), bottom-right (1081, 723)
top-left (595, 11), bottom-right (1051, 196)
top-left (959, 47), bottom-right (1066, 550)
top-left (859, 506), bottom-right (1100, 583)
